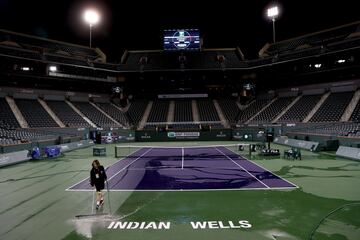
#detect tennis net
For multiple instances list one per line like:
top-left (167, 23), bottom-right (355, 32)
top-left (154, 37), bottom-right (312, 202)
top-left (114, 144), bottom-right (251, 158)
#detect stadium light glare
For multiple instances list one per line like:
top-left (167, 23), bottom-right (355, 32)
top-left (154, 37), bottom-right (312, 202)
top-left (337, 59), bottom-right (346, 63)
top-left (314, 63), bottom-right (322, 68)
top-left (267, 6), bottom-right (279, 18)
top-left (21, 66), bottom-right (30, 71)
top-left (83, 9), bottom-right (100, 48)
top-left (267, 5), bottom-right (279, 43)
top-left (84, 9), bottom-right (100, 26)
top-left (49, 65), bottom-right (57, 72)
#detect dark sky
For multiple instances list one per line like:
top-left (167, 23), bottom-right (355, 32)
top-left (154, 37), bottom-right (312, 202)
top-left (0, 0), bottom-right (358, 62)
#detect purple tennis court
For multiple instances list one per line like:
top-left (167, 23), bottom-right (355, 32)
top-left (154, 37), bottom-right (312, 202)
top-left (68, 146), bottom-right (297, 191)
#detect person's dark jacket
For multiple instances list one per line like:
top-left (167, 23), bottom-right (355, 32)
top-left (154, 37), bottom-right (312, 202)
top-left (90, 166), bottom-right (107, 190)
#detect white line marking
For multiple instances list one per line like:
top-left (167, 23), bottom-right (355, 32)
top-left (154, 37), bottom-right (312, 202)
top-left (225, 146), bottom-right (299, 189)
top-left (65, 186), bottom-right (297, 192)
top-left (66, 147), bottom-right (150, 191)
top-left (107, 148), bottom-right (153, 182)
top-left (215, 147), bottom-right (270, 188)
top-left (181, 147), bottom-right (184, 169)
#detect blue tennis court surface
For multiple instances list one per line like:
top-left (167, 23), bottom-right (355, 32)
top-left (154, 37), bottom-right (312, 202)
top-left (68, 146), bottom-right (297, 191)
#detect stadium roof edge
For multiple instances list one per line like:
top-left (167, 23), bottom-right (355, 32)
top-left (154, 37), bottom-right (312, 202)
top-left (262, 20), bottom-right (360, 47)
top-left (126, 48), bottom-right (239, 53)
top-left (0, 28), bottom-right (104, 54)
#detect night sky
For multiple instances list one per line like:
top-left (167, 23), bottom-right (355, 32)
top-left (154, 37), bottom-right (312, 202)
top-left (0, 0), bottom-right (358, 62)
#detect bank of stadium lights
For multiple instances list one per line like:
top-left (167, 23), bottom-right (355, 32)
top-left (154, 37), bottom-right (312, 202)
top-left (21, 66), bottom-right (30, 71)
top-left (83, 9), bottom-right (100, 48)
top-left (49, 65), bottom-right (57, 72)
top-left (337, 59), bottom-right (346, 63)
top-left (267, 5), bottom-right (279, 43)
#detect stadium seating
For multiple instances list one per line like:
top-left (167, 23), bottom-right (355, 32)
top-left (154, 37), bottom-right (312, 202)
top-left (72, 101), bottom-right (115, 127)
top-left (0, 29), bottom-right (101, 61)
top-left (350, 100), bottom-right (360, 122)
top-left (95, 102), bottom-right (129, 126)
top-left (126, 100), bottom-right (149, 126)
top-left (217, 99), bottom-right (240, 123)
top-left (250, 97), bottom-right (295, 124)
top-left (0, 97), bottom-right (20, 129)
top-left (46, 100), bottom-right (90, 127)
top-left (237, 98), bottom-right (273, 123)
top-left (147, 100), bottom-right (169, 122)
top-left (291, 122), bottom-right (360, 137)
top-left (0, 127), bottom-right (58, 145)
top-left (197, 99), bottom-right (220, 121)
top-left (278, 95), bottom-right (322, 122)
top-left (310, 92), bottom-right (354, 122)
top-left (174, 100), bottom-right (193, 122)
top-left (261, 22), bottom-right (359, 58)
top-left (15, 99), bottom-right (58, 128)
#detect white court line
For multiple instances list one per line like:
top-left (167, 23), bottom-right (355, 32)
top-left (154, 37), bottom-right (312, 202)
top-left (224, 146), bottom-right (299, 189)
top-left (181, 147), bottom-right (184, 169)
top-left (66, 186), bottom-right (297, 192)
top-left (66, 147), bottom-right (151, 191)
top-left (215, 147), bottom-right (270, 189)
top-left (107, 148), bottom-right (153, 182)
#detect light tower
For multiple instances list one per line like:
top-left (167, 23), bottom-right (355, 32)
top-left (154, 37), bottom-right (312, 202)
top-left (267, 5), bottom-right (279, 43)
top-left (83, 9), bottom-right (100, 48)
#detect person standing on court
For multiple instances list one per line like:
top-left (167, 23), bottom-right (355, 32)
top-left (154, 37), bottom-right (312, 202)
top-left (90, 160), bottom-right (107, 210)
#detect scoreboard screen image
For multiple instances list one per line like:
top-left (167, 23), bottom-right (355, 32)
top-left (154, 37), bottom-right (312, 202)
top-left (164, 29), bottom-right (200, 51)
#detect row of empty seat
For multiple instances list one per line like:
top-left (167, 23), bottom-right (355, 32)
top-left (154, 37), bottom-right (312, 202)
top-left (0, 93), bottom-right (359, 132)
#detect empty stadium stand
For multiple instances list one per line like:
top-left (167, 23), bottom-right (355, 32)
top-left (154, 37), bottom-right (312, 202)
top-left (46, 100), bottom-right (90, 128)
top-left (126, 100), bottom-right (149, 126)
top-left (290, 122), bottom-right (360, 137)
top-left (278, 94), bottom-right (322, 123)
top-left (95, 102), bottom-right (129, 126)
top-left (217, 99), bottom-right (240, 123)
top-left (72, 101), bottom-right (115, 127)
top-left (174, 100), bottom-right (193, 122)
top-left (147, 100), bottom-right (169, 122)
top-left (0, 97), bottom-right (20, 129)
top-left (197, 99), bottom-right (220, 122)
top-left (249, 97), bottom-right (294, 124)
top-left (237, 98), bottom-right (273, 123)
top-left (15, 99), bottom-right (59, 128)
top-left (310, 91), bottom-right (354, 122)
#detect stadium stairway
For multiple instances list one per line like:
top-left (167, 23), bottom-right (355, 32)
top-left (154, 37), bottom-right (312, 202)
top-left (89, 102), bottom-right (121, 126)
top-left (138, 101), bottom-right (153, 130)
top-left (245, 97), bottom-right (277, 124)
top-left (237, 99), bottom-right (255, 110)
top-left (65, 100), bottom-right (97, 127)
top-left (303, 91), bottom-right (331, 123)
top-left (110, 103), bottom-right (130, 127)
top-left (5, 96), bottom-right (28, 128)
top-left (38, 98), bottom-right (65, 127)
top-left (340, 88), bottom-right (360, 121)
top-left (191, 100), bottom-right (200, 121)
top-left (272, 95), bottom-right (302, 123)
top-left (213, 100), bottom-right (230, 128)
top-left (167, 100), bottom-right (175, 123)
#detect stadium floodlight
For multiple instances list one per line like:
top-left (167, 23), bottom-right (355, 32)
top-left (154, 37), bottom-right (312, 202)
top-left (267, 6), bottom-right (279, 43)
top-left (49, 65), bottom-right (57, 72)
top-left (83, 9), bottom-right (100, 48)
top-left (314, 63), bottom-right (322, 68)
top-left (337, 59), bottom-right (346, 63)
top-left (21, 66), bottom-right (30, 71)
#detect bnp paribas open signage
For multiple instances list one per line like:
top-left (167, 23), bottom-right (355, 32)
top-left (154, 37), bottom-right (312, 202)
top-left (167, 132), bottom-right (200, 139)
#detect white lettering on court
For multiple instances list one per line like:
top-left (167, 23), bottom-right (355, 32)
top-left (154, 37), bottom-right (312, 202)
top-left (107, 220), bottom-right (251, 230)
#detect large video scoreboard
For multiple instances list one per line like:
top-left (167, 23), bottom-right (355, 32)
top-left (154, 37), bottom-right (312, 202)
top-left (164, 29), bottom-right (200, 51)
